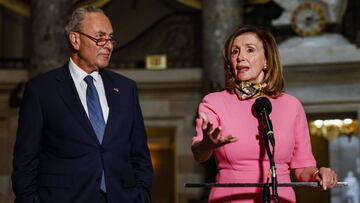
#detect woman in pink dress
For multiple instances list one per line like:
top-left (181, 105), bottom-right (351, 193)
top-left (191, 25), bottom-right (338, 203)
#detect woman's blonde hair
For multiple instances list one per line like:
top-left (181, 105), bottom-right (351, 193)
top-left (223, 25), bottom-right (284, 97)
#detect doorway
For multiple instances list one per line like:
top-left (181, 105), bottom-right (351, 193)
top-left (294, 112), bottom-right (359, 203)
top-left (147, 127), bottom-right (176, 203)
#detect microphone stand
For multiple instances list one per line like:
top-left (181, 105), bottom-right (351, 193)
top-left (261, 119), bottom-right (279, 203)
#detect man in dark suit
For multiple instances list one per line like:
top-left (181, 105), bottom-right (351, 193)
top-left (12, 6), bottom-right (153, 203)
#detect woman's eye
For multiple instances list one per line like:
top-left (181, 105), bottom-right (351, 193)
top-left (232, 49), bottom-right (239, 55)
top-left (247, 48), bottom-right (255, 53)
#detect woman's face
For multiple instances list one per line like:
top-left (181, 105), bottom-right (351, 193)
top-left (230, 32), bottom-right (267, 84)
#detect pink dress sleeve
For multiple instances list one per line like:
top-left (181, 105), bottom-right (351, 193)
top-left (289, 101), bottom-right (316, 168)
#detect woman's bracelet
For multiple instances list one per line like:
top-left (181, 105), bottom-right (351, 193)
top-left (312, 169), bottom-right (320, 181)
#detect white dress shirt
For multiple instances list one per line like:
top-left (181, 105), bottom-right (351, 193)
top-left (69, 58), bottom-right (109, 123)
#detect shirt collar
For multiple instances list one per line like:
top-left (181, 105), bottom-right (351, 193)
top-left (69, 58), bottom-right (100, 84)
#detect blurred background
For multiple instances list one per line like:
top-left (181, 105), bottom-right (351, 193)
top-left (0, 0), bottom-right (360, 202)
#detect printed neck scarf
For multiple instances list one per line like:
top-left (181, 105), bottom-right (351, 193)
top-left (234, 81), bottom-right (266, 100)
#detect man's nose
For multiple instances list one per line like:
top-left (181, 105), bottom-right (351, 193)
top-left (103, 39), bottom-right (113, 50)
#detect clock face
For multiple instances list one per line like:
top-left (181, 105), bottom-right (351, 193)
top-left (291, 2), bottom-right (326, 37)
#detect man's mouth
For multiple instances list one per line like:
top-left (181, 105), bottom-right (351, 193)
top-left (99, 53), bottom-right (111, 58)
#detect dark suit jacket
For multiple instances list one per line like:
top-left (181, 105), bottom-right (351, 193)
top-left (12, 63), bottom-right (153, 203)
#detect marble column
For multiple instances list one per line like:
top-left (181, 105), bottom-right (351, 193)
top-left (30, 0), bottom-right (72, 77)
top-left (202, 0), bottom-right (243, 92)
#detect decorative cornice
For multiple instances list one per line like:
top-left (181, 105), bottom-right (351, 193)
top-left (0, 0), bottom-right (110, 17)
top-left (112, 68), bottom-right (202, 93)
top-left (284, 61), bottom-right (360, 85)
top-left (176, 0), bottom-right (271, 10)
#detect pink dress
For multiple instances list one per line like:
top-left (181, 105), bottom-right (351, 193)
top-left (192, 91), bottom-right (316, 203)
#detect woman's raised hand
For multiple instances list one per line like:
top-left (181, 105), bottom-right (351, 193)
top-left (199, 112), bottom-right (238, 149)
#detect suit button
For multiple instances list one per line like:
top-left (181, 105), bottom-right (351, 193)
top-left (99, 146), bottom-right (105, 153)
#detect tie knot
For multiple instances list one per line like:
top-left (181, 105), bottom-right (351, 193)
top-left (84, 75), bottom-right (94, 86)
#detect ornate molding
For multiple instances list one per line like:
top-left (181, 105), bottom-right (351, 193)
top-left (0, 0), bottom-right (110, 17)
top-left (112, 68), bottom-right (201, 93)
top-left (284, 61), bottom-right (360, 85)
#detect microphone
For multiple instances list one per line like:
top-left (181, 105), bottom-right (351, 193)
top-left (254, 97), bottom-right (274, 146)
top-left (254, 97), bottom-right (279, 202)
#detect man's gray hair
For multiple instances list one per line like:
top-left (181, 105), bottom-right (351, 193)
top-left (65, 5), bottom-right (104, 49)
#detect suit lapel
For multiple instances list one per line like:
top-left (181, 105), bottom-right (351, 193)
top-left (56, 64), bottom-right (100, 145)
top-left (101, 70), bottom-right (124, 144)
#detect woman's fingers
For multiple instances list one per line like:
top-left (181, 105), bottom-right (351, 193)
top-left (327, 170), bottom-right (338, 188)
top-left (206, 122), bottom-right (214, 134)
top-left (218, 135), bottom-right (238, 146)
top-left (329, 173), bottom-right (337, 188)
top-left (199, 112), bottom-right (214, 141)
top-left (206, 126), bottom-right (238, 147)
top-left (211, 126), bottom-right (221, 139)
top-left (319, 167), bottom-right (338, 190)
top-left (199, 112), bottom-right (215, 136)
top-left (198, 112), bottom-right (238, 147)
top-left (199, 112), bottom-right (208, 129)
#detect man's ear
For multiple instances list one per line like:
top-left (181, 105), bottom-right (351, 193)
top-left (69, 32), bottom-right (80, 51)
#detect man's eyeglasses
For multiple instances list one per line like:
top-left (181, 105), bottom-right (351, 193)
top-left (76, 31), bottom-right (119, 48)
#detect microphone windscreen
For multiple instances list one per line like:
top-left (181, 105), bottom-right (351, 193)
top-left (254, 97), bottom-right (272, 115)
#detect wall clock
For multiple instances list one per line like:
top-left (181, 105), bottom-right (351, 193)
top-left (291, 2), bottom-right (326, 37)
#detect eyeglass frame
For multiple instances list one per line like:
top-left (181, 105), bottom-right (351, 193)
top-left (75, 31), bottom-right (119, 48)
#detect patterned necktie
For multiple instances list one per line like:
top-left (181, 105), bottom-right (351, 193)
top-left (84, 75), bottom-right (106, 192)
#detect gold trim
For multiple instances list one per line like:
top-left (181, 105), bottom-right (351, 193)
top-left (246, 0), bottom-right (271, 5)
top-left (74, 0), bottom-right (111, 8)
top-left (146, 55), bottom-right (167, 70)
top-left (309, 119), bottom-right (358, 140)
top-left (291, 2), bottom-right (326, 37)
top-left (148, 143), bottom-right (175, 150)
top-left (176, 0), bottom-right (270, 10)
top-left (177, 0), bottom-right (201, 10)
top-left (0, 0), bottom-right (30, 17)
